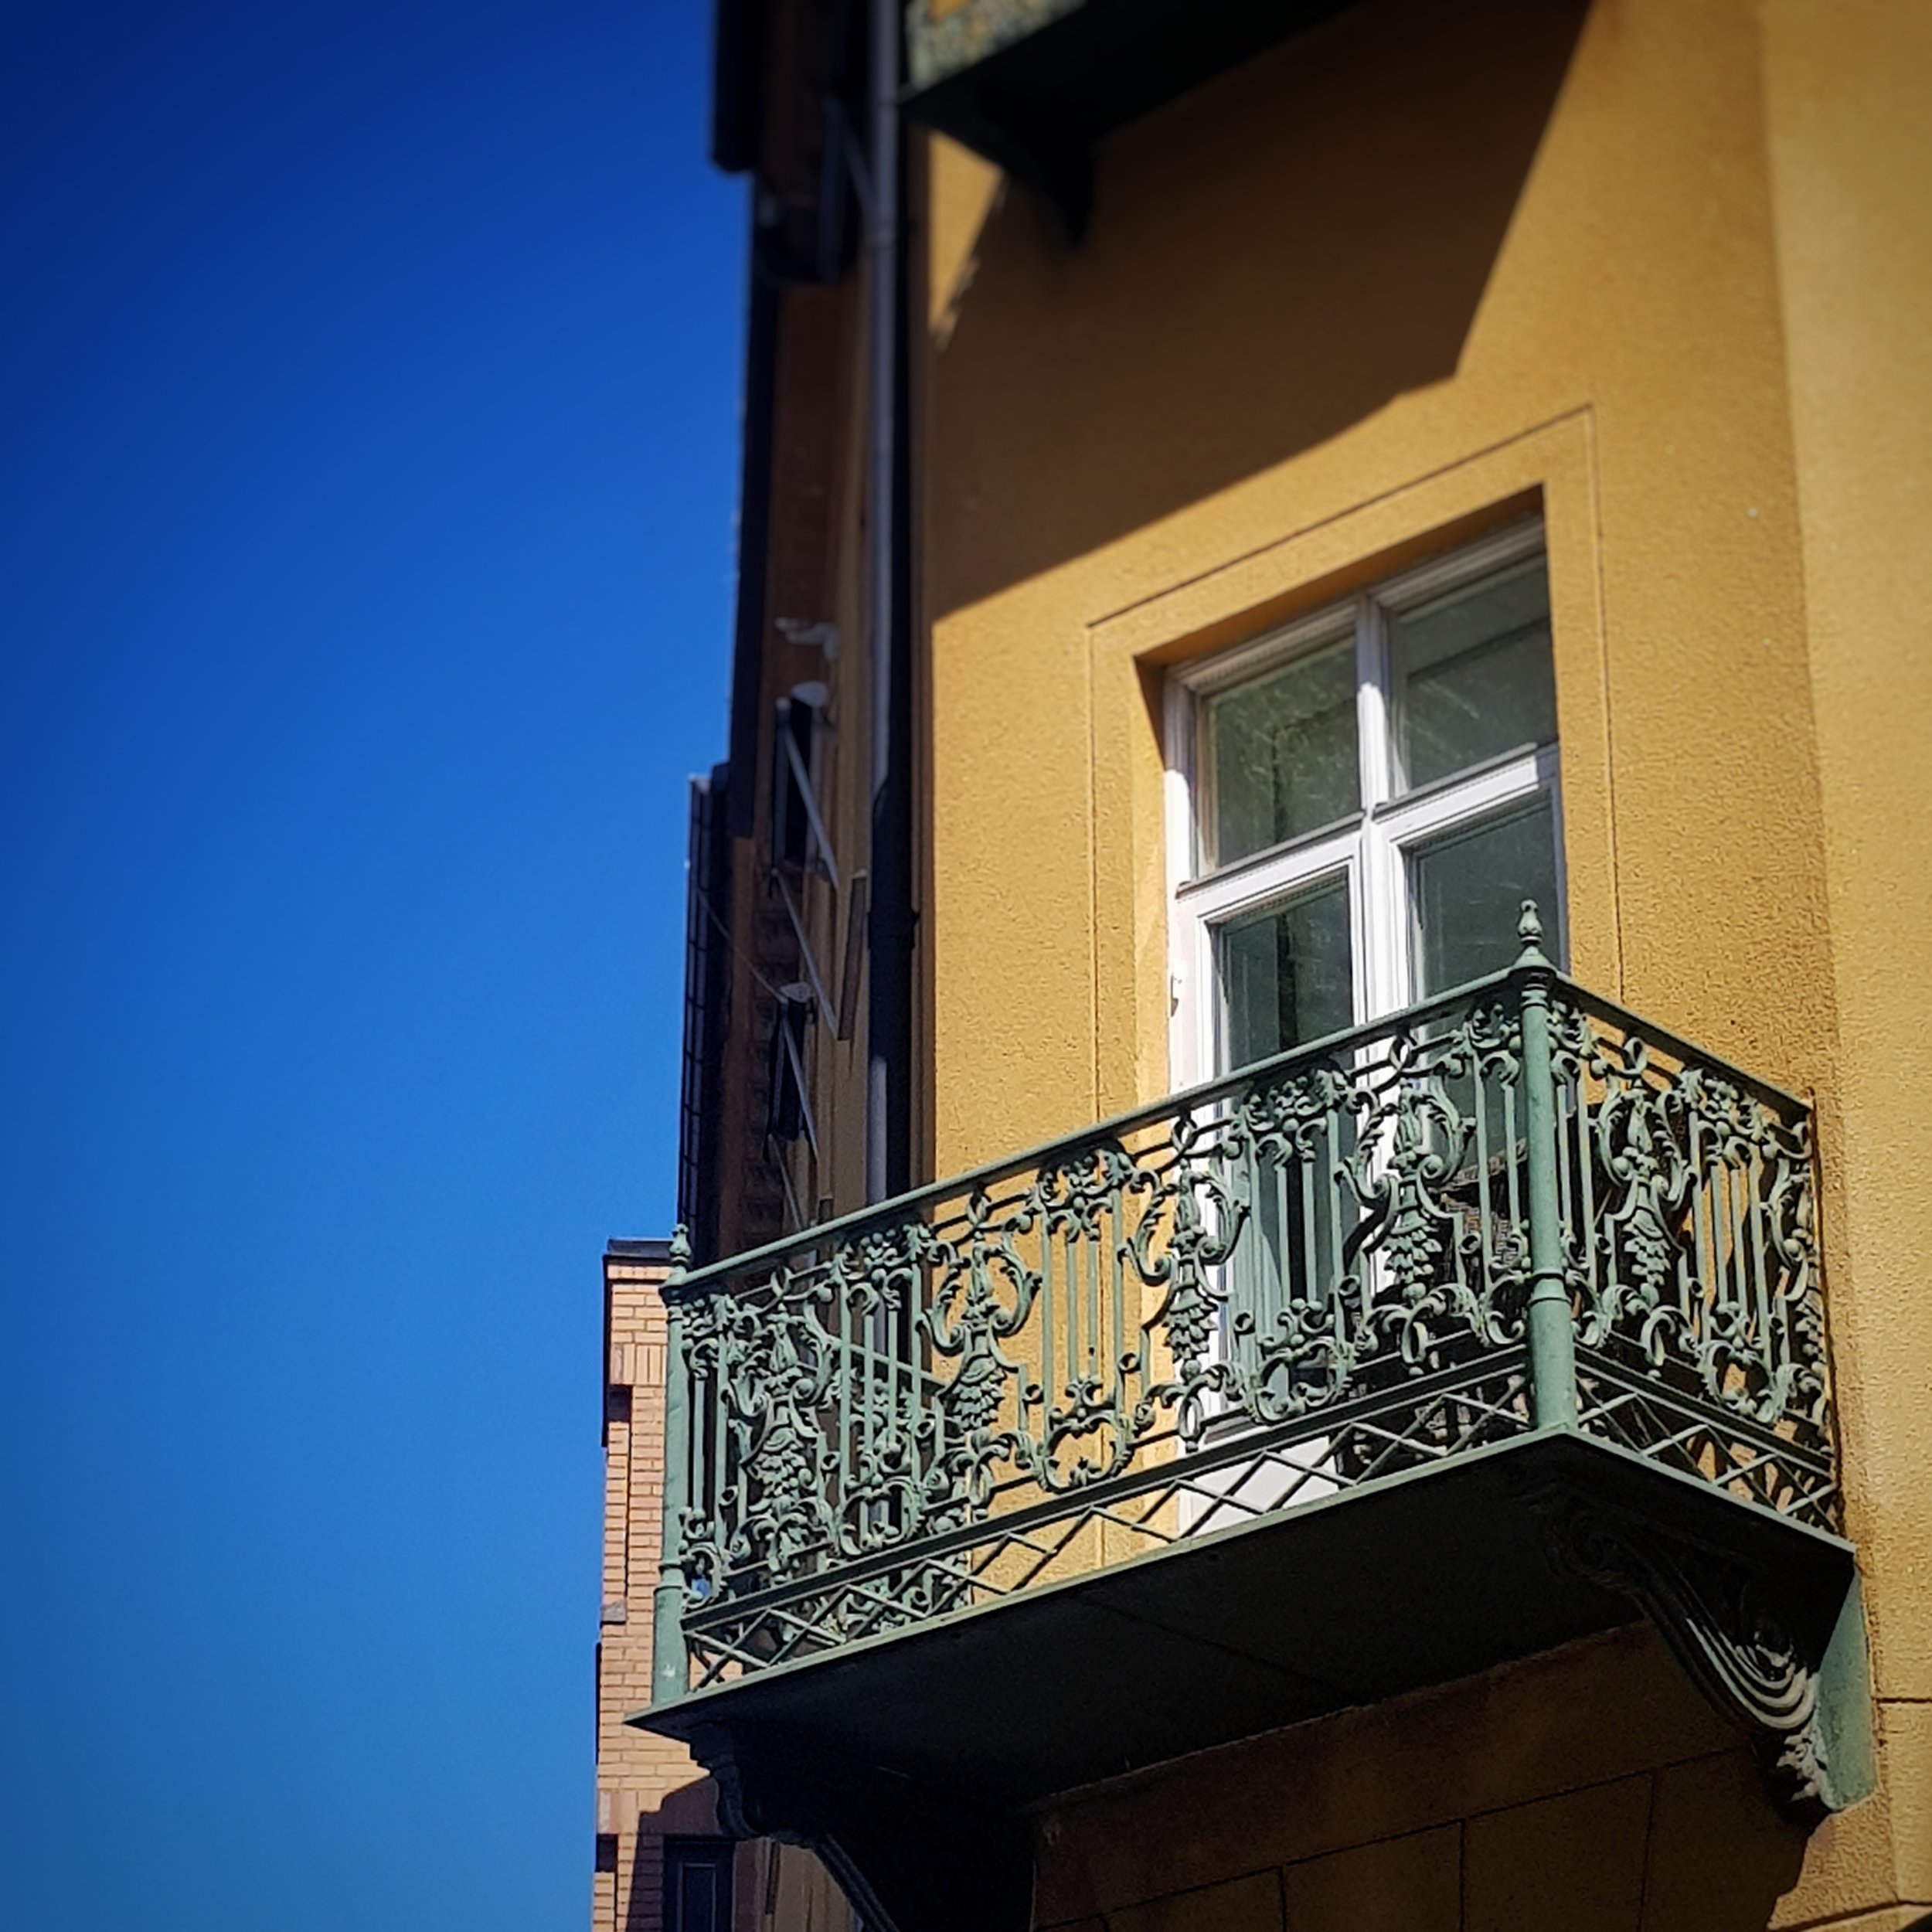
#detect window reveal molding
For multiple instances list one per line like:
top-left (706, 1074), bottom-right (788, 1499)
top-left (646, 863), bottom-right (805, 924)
top-left (1165, 519), bottom-right (1568, 1090)
top-left (764, 680), bottom-right (855, 1226)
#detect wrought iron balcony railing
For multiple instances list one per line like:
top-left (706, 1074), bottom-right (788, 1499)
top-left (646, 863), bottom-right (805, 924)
top-left (648, 908), bottom-right (1837, 1718)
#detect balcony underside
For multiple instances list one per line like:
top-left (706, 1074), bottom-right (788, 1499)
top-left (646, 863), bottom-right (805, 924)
top-left (639, 1428), bottom-right (1855, 1809)
top-left (637, 957), bottom-right (1866, 1932)
top-left (903, 0), bottom-right (1361, 239)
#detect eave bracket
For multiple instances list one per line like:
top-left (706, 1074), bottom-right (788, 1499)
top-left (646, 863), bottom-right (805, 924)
top-left (1544, 1502), bottom-right (1876, 1820)
top-left (689, 1723), bottom-right (1033, 1932)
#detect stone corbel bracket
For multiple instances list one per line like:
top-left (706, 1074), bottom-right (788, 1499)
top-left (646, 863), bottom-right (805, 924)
top-left (688, 1722), bottom-right (1034, 1932)
top-left (1543, 1502), bottom-right (1877, 1820)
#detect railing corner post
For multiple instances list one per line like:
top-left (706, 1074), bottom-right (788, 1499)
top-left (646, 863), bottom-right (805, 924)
top-left (1515, 903), bottom-right (1578, 1432)
top-left (652, 1225), bottom-right (694, 1707)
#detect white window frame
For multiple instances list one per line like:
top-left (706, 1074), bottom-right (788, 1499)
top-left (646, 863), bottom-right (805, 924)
top-left (1164, 520), bottom-right (1566, 1091)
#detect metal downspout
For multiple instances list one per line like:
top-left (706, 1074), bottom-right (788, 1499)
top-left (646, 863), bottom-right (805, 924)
top-left (865, 0), bottom-right (910, 1205)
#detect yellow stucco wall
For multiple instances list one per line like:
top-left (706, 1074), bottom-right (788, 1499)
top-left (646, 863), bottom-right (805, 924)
top-left (1760, 0), bottom-right (1932, 1902)
top-left (912, 0), bottom-right (1929, 1919)
top-left (920, 0), bottom-right (1833, 1166)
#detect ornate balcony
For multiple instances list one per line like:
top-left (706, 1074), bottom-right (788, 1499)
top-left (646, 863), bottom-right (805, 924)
top-left (634, 910), bottom-right (1869, 1932)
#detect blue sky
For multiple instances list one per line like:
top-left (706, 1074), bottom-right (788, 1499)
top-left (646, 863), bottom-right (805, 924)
top-left (0, 5), bottom-right (744, 1927)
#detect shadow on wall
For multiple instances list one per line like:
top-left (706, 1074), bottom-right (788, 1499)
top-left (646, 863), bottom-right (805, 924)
top-left (925, 0), bottom-right (1588, 617)
top-left (624, 1777), bottom-right (722, 1932)
top-left (1024, 1628), bottom-right (1835, 1932)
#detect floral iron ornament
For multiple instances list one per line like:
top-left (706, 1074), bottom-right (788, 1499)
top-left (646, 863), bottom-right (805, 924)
top-left (655, 907), bottom-right (1837, 1699)
top-left (1544, 1501), bottom-right (1870, 1820)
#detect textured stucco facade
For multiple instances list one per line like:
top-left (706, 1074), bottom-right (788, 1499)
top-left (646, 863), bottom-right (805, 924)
top-left (1760, 11), bottom-right (1932, 1893)
top-left (649, 0), bottom-right (1932, 1923)
top-left (594, 1247), bottom-right (851, 1932)
top-left (910, 0), bottom-right (1930, 1921)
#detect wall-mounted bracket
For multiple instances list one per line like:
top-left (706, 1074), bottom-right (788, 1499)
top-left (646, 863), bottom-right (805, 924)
top-left (1543, 1502), bottom-right (1876, 1821)
top-left (687, 1723), bottom-right (1033, 1932)
top-left (902, 0), bottom-right (1361, 247)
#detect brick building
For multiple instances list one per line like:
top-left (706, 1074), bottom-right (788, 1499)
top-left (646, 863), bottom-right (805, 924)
top-left (592, 1240), bottom-right (849, 1932)
top-left (621, 2), bottom-right (1932, 1930)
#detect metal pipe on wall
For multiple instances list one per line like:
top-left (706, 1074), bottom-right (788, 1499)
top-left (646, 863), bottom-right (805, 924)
top-left (864, 0), bottom-right (911, 1206)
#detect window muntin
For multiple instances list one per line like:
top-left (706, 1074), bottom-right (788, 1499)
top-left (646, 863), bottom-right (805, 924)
top-left (1167, 523), bottom-right (1563, 1087)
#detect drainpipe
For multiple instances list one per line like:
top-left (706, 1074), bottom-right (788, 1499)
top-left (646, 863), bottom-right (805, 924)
top-left (865, 0), bottom-right (912, 1205)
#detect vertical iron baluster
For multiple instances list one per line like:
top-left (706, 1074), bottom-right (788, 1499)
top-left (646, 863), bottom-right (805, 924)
top-left (1739, 1136), bottom-right (1754, 1399)
top-left (1573, 1028), bottom-right (1600, 1345)
top-left (1295, 1126), bottom-right (1323, 1379)
top-left (1295, 1129), bottom-right (1316, 1327)
top-left (905, 1218), bottom-right (923, 1495)
top-left (1086, 1200), bottom-right (1100, 1386)
top-left (862, 1250), bottom-right (879, 1528)
top-left (1239, 1125), bottom-right (1260, 1385)
top-left (1110, 1178), bottom-right (1126, 1403)
top-left (1552, 1043), bottom-right (1577, 1301)
top-left (1262, 1132), bottom-right (1281, 1375)
top-left (652, 1226), bottom-right (693, 1706)
top-left (837, 1264), bottom-right (853, 1543)
top-left (1065, 1202), bottom-right (1080, 1400)
top-left (1038, 1196), bottom-right (1054, 1434)
top-left (1328, 1107), bottom-right (1348, 1346)
top-left (1473, 1052), bottom-right (1494, 1321)
top-left (1747, 1124), bottom-right (1774, 1403)
top-left (1685, 1100), bottom-right (1709, 1338)
top-left (1517, 905), bottom-right (1577, 1431)
top-left (1709, 1133), bottom-right (1731, 1365)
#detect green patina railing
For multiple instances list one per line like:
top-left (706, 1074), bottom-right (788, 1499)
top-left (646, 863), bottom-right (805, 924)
top-left (651, 907), bottom-right (1835, 1704)
top-left (905, 0), bottom-right (1083, 94)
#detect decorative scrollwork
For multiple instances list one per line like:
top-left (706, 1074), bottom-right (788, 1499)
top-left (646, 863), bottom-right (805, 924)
top-left (660, 967), bottom-right (1835, 1688)
top-left (1544, 1503), bottom-right (1841, 1818)
top-left (1565, 1002), bottom-right (1830, 1451)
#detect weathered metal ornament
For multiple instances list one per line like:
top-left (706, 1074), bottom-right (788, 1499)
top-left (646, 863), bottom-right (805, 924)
top-left (649, 905), bottom-right (1849, 1845)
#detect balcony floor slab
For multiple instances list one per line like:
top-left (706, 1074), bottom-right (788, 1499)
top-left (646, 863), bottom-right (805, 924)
top-left (634, 1429), bottom-right (1854, 1809)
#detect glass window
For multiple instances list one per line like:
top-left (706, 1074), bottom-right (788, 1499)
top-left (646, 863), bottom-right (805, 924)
top-left (1410, 795), bottom-right (1559, 998)
top-left (1218, 878), bottom-right (1353, 1069)
top-left (665, 1839), bottom-right (734, 1932)
top-left (1179, 526), bottom-right (1563, 1082)
top-left (1205, 636), bottom-right (1358, 866)
top-left (1389, 554), bottom-right (1556, 792)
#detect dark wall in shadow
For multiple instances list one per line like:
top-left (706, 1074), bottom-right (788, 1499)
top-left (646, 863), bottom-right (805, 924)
top-left (623, 1777), bottom-right (724, 1932)
top-left (924, 0), bottom-right (1588, 617)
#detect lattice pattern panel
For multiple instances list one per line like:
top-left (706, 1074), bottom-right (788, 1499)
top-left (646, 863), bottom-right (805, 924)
top-left (659, 949), bottom-right (1839, 1697)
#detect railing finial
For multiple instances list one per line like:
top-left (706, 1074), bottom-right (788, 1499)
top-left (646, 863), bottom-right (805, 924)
top-left (1516, 899), bottom-right (1551, 968)
top-left (668, 1223), bottom-right (692, 1277)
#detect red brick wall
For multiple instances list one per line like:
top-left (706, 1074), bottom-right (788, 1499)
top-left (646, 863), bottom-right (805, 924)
top-left (593, 1249), bottom-right (849, 1932)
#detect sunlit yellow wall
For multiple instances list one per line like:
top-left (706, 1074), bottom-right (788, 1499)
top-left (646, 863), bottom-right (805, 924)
top-left (920, 0), bottom-right (1829, 1164)
top-left (913, 0), bottom-right (1928, 1917)
top-left (1761, 0), bottom-right (1932, 1900)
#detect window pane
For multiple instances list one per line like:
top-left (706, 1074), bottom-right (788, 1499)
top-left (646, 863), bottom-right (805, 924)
top-left (1389, 556), bottom-right (1556, 792)
top-left (1206, 638), bottom-right (1359, 866)
top-left (666, 1843), bottom-right (733, 1932)
top-left (1410, 796), bottom-right (1560, 997)
top-left (1219, 878), bottom-right (1353, 1070)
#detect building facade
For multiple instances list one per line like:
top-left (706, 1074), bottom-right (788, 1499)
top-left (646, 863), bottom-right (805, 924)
top-left (629, 2), bottom-right (1932, 1928)
top-left (594, 1241), bottom-right (851, 1932)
